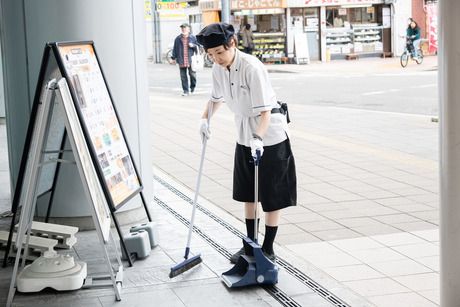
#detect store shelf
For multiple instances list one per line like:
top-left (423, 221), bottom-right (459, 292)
top-left (352, 25), bottom-right (383, 54)
top-left (325, 29), bottom-right (353, 55)
top-left (251, 32), bottom-right (286, 62)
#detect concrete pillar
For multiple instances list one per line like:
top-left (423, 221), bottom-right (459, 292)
top-left (0, 44), bottom-right (5, 119)
top-left (0, 0), bottom-right (153, 226)
top-left (440, 1), bottom-right (460, 306)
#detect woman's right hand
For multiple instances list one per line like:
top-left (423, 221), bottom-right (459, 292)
top-left (199, 119), bottom-right (211, 142)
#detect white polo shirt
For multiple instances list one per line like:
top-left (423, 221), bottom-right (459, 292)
top-left (210, 49), bottom-right (289, 147)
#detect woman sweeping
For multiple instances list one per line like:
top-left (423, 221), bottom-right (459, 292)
top-left (196, 23), bottom-right (297, 263)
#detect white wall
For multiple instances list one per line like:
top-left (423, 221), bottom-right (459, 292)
top-left (1, 0), bottom-right (153, 217)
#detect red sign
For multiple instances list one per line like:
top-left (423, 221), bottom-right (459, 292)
top-left (426, 3), bottom-right (438, 54)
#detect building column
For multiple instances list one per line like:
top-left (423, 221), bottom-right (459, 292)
top-left (440, 0), bottom-right (460, 306)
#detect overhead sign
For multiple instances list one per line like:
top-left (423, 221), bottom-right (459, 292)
top-left (287, 0), bottom-right (383, 7)
top-left (200, 0), bottom-right (221, 11)
top-left (157, 1), bottom-right (188, 10)
top-left (231, 0), bottom-right (287, 10)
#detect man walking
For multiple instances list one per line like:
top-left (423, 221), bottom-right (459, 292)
top-left (172, 23), bottom-right (198, 96)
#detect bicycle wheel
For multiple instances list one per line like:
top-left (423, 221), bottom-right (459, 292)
top-left (400, 51), bottom-right (409, 68)
top-left (165, 49), bottom-right (175, 64)
top-left (415, 51), bottom-right (424, 65)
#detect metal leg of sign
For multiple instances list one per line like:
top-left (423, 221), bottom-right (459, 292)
top-left (139, 191), bottom-right (152, 222)
top-left (111, 212), bottom-right (134, 267)
top-left (6, 80), bottom-right (58, 307)
top-left (45, 131), bottom-right (68, 223)
top-left (2, 210), bottom-right (17, 267)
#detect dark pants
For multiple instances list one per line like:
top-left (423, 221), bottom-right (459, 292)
top-left (179, 66), bottom-right (196, 93)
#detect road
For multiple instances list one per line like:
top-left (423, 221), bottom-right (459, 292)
top-left (148, 56), bottom-right (438, 116)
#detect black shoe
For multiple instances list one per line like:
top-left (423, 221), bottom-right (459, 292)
top-left (191, 88), bottom-right (195, 93)
top-left (263, 251), bottom-right (276, 263)
top-left (229, 247), bottom-right (245, 264)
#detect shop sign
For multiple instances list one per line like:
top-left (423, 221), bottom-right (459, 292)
top-left (426, 2), bottom-right (438, 54)
top-left (157, 1), bottom-right (187, 10)
top-left (234, 8), bottom-right (285, 15)
top-left (287, 0), bottom-right (383, 8)
top-left (199, 0), bottom-right (221, 11)
top-left (231, 0), bottom-right (287, 10)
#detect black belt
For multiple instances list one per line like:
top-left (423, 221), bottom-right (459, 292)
top-left (271, 101), bottom-right (290, 123)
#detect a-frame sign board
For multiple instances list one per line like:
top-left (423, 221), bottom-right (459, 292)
top-left (5, 41), bottom-right (152, 305)
top-left (2, 41), bottom-right (152, 269)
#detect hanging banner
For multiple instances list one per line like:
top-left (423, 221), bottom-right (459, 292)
top-left (426, 2), bottom-right (438, 54)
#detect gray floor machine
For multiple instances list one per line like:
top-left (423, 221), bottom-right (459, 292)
top-left (221, 150), bottom-right (279, 287)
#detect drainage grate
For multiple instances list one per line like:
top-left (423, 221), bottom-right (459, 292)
top-left (154, 174), bottom-right (351, 307)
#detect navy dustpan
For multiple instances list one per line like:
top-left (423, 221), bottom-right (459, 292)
top-left (221, 237), bottom-right (278, 288)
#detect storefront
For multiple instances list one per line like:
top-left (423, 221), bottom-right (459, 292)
top-left (288, 0), bottom-right (397, 61)
top-left (199, 0), bottom-right (221, 25)
top-left (231, 0), bottom-right (288, 62)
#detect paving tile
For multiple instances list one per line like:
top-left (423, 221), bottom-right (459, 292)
top-left (299, 251), bottom-right (362, 268)
top-left (351, 224), bottom-right (401, 236)
top-left (297, 220), bottom-right (345, 232)
top-left (411, 229), bottom-right (439, 242)
top-left (370, 232), bottom-right (426, 247)
top-left (369, 259), bottom-right (433, 277)
top-left (393, 221), bottom-right (438, 232)
top-left (368, 292), bottom-right (438, 307)
top-left (393, 272), bottom-right (439, 291)
top-left (311, 228), bottom-right (361, 241)
top-left (418, 289), bottom-right (440, 305)
top-left (392, 243), bottom-right (439, 259)
top-left (343, 278), bottom-right (410, 297)
top-left (348, 248), bottom-right (406, 263)
top-left (323, 264), bottom-right (384, 282)
top-left (275, 232), bottom-right (321, 245)
top-left (99, 289), bottom-right (185, 307)
top-left (329, 237), bottom-right (383, 252)
top-left (415, 256), bottom-right (439, 272)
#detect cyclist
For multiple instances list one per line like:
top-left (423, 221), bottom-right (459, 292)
top-left (406, 19), bottom-right (421, 58)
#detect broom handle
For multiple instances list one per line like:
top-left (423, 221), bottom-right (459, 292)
top-left (253, 150), bottom-right (261, 243)
top-left (185, 101), bottom-right (213, 259)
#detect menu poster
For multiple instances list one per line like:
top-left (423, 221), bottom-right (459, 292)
top-left (55, 43), bottom-right (141, 209)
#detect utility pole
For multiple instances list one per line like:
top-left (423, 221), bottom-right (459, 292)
top-left (221, 0), bottom-right (230, 23)
top-left (151, 0), bottom-right (162, 63)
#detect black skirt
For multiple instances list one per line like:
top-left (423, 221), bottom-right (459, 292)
top-left (233, 139), bottom-right (297, 212)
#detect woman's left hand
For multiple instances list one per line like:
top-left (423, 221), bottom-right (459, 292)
top-left (249, 138), bottom-right (264, 158)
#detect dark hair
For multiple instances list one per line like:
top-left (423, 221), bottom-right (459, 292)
top-left (408, 19), bottom-right (418, 28)
top-left (245, 24), bottom-right (251, 30)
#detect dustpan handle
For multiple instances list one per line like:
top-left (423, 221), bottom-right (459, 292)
top-left (253, 150), bottom-right (261, 243)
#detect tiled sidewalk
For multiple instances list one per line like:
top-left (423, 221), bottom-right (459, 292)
top-left (149, 63), bottom-right (439, 307)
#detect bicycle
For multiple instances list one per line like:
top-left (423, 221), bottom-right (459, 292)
top-left (400, 37), bottom-right (423, 68)
top-left (165, 45), bottom-right (213, 67)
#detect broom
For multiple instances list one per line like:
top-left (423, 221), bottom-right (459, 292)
top-left (169, 101), bottom-right (213, 278)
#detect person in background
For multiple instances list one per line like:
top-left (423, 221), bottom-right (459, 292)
top-left (406, 19), bottom-right (421, 57)
top-left (172, 23), bottom-right (198, 96)
top-left (196, 23), bottom-right (297, 264)
top-left (241, 24), bottom-right (255, 54)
